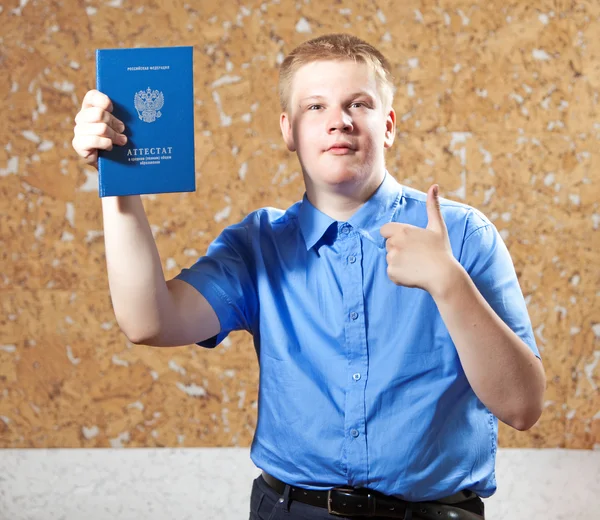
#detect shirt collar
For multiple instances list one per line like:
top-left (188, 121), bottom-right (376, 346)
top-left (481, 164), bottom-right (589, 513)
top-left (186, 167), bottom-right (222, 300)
top-left (298, 170), bottom-right (402, 251)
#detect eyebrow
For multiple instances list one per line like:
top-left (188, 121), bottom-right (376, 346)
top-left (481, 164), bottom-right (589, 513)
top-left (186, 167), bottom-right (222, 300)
top-left (299, 92), bottom-right (376, 103)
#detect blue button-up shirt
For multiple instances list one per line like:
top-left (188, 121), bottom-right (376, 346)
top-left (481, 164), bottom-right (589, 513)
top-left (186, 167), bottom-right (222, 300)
top-left (175, 171), bottom-right (541, 501)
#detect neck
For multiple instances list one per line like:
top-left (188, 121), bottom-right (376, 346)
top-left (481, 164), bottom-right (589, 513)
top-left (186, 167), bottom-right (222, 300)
top-left (303, 168), bottom-right (386, 222)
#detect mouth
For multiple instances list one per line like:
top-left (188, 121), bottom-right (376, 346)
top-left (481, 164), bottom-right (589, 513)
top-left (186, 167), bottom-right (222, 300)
top-left (326, 143), bottom-right (356, 154)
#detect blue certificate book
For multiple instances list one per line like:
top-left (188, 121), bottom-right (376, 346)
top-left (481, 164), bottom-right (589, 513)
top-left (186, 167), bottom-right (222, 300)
top-left (95, 45), bottom-right (195, 197)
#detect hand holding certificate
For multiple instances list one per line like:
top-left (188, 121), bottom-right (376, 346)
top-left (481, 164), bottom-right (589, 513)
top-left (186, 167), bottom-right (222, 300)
top-left (91, 45), bottom-right (195, 197)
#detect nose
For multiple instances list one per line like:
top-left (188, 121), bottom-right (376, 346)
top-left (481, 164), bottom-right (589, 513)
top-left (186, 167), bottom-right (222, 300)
top-left (328, 108), bottom-right (353, 133)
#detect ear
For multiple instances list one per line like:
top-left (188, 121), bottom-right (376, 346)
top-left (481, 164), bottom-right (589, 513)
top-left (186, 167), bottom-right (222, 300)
top-left (383, 107), bottom-right (396, 149)
top-left (280, 112), bottom-right (297, 152)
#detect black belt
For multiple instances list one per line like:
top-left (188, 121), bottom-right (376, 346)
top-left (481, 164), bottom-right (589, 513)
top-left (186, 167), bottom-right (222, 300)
top-left (261, 471), bottom-right (484, 519)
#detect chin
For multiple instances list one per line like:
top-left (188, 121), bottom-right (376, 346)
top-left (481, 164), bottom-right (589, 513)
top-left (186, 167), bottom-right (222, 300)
top-left (301, 152), bottom-right (377, 187)
top-left (313, 166), bottom-right (362, 186)
top-left (327, 159), bottom-right (374, 183)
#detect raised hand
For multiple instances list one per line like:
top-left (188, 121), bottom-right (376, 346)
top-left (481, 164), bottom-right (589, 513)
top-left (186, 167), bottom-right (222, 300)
top-left (72, 89), bottom-right (127, 169)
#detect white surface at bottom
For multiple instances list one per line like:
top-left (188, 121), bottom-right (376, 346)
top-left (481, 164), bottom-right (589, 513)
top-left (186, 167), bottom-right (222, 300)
top-left (0, 448), bottom-right (597, 519)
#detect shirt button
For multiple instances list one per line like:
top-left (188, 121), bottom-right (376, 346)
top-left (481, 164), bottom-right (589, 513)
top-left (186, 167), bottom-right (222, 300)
top-left (341, 226), bottom-right (350, 235)
top-left (353, 373), bottom-right (361, 381)
top-left (350, 312), bottom-right (358, 320)
top-left (348, 255), bottom-right (356, 263)
top-left (350, 429), bottom-right (359, 438)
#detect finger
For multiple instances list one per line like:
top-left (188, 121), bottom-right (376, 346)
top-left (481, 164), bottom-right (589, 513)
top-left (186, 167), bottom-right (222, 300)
top-left (426, 184), bottom-right (445, 233)
top-left (75, 106), bottom-right (125, 133)
top-left (82, 149), bottom-right (98, 166)
top-left (74, 122), bottom-right (126, 145)
top-left (381, 222), bottom-right (416, 238)
top-left (81, 89), bottom-right (113, 112)
top-left (72, 134), bottom-right (115, 158)
top-left (380, 222), bottom-right (395, 238)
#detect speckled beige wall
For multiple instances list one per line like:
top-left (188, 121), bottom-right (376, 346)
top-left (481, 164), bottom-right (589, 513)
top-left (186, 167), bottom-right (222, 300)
top-left (0, 0), bottom-right (598, 450)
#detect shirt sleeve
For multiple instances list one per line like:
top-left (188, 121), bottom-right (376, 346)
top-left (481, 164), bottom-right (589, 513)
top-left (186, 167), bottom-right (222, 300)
top-left (458, 214), bottom-right (541, 360)
top-left (174, 213), bottom-right (257, 348)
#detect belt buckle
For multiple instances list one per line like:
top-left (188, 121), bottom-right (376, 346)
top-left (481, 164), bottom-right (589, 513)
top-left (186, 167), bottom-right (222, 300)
top-left (327, 486), bottom-right (374, 517)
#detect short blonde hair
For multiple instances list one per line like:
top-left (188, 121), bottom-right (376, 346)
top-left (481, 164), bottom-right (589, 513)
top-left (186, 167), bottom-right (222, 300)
top-left (278, 33), bottom-right (395, 113)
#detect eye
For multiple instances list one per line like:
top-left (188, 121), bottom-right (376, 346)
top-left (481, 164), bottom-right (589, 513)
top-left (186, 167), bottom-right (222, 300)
top-left (308, 104), bottom-right (323, 110)
top-left (350, 102), bottom-right (366, 108)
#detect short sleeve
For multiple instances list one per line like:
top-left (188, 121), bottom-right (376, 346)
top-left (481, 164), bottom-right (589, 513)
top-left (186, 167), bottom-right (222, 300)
top-left (458, 218), bottom-right (541, 360)
top-left (174, 214), bottom-right (257, 348)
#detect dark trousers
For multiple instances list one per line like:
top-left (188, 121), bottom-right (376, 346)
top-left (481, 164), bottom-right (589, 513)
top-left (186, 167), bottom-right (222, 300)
top-left (248, 474), bottom-right (485, 520)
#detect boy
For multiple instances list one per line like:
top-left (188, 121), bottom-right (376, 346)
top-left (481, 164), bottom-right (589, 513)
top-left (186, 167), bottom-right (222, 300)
top-left (73, 34), bottom-right (545, 520)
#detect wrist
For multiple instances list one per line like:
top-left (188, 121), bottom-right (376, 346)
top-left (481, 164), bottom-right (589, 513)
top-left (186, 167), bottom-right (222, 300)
top-left (429, 257), bottom-right (467, 302)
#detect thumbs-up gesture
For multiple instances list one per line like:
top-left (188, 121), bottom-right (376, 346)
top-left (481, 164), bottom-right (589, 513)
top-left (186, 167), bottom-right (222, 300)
top-left (379, 184), bottom-right (458, 295)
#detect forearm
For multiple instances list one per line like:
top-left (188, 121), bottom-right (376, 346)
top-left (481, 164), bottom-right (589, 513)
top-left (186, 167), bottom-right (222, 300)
top-left (431, 261), bottom-right (546, 430)
top-left (102, 195), bottom-right (169, 342)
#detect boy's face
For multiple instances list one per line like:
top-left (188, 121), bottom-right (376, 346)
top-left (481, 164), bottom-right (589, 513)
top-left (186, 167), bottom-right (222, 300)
top-left (280, 59), bottom-right (395, 192)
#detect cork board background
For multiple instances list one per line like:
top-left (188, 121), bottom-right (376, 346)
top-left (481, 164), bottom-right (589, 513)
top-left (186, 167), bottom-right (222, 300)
top-left (0, 0), bottom-right (598, 450)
